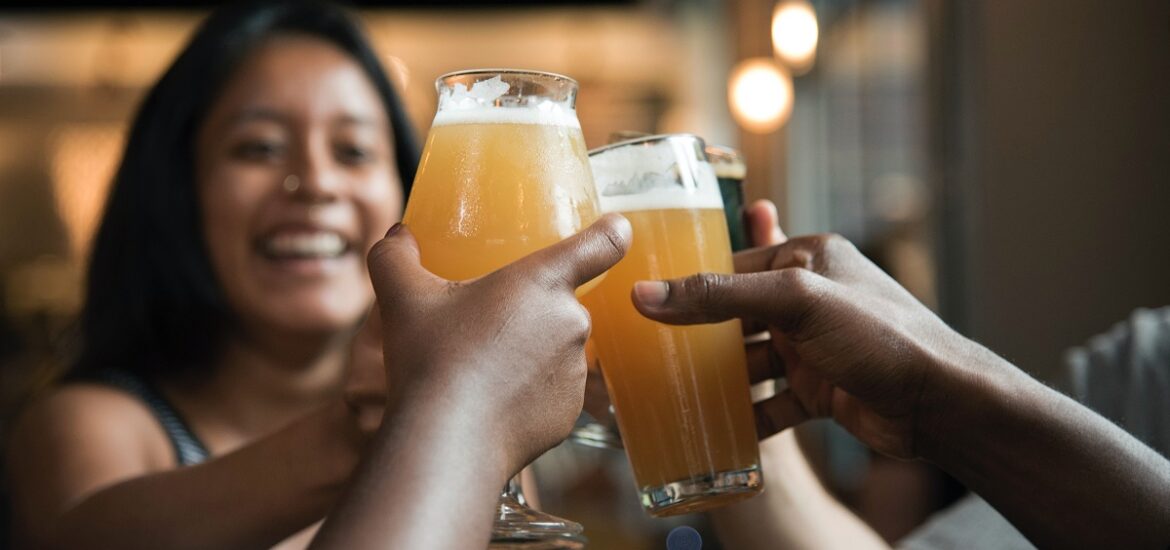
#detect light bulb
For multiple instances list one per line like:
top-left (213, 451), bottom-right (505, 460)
top-left (772, 0), bottom-right (819, 73)
top-left (728, 58), bottom-right (793, 134)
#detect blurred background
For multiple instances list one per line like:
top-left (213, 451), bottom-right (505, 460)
top-left (0, 0), bottom-right (1167, 548)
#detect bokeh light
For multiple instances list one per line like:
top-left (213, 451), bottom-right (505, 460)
top-left (772, 0), bottom-right (819, 73)
top-left (728, 57), bottom-right (793, 133)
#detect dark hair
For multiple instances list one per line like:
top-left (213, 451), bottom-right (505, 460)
top-left (73, 1), bottom-right (419, 379)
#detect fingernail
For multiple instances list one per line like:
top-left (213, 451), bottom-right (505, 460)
top-left (385, 222), bottom-right (403, 237)
top-left (633, 281), bottom-right (669, 307)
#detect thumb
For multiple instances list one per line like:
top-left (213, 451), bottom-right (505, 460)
top-left (504, 213), bottom-right (632, 291)
top-left (631, 268), bottom-right (830, 333)
top-left (745, 199), bottom-right (787, 247)
top-left (366, 223), bottom-right (442, 315)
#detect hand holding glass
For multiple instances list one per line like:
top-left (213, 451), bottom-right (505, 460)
top-left (402, 69), bottom-right (595, 546)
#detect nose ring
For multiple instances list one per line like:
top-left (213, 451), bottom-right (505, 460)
top-left (282, 175), bottom-right (301, 193)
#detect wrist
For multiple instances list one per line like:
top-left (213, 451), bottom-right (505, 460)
top-left (914, 339), bottom-right (1027, 464)
top-left (384, 382), bottom-right (512, 484)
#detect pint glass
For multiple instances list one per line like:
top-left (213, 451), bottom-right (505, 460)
top-left (582, 134), bottom-right (762, 516)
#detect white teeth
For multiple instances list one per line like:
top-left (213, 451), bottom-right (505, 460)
top-left (264, 231), bottom-right (347, 259)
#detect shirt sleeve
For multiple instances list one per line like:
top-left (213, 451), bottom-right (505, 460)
top-left (1064, 306), bottom-right (1170, 456)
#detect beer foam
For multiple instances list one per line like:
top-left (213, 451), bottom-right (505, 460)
top-left (431, 104), bottom-right (580, 128)
top-left (590, 141), bottom-right (723, 213)
top-left (433, 75), bottom-right (580, 128)
top-left (712, 161), bottom-right (746, 180)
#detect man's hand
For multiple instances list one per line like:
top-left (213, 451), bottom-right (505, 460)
top-left (368, 214), bottom-right (631, 473)
top-left (632, 231), bottom-right (979, 459)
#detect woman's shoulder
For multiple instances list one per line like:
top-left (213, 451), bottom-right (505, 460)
top-left (8, 381), bottom-right (175, 473)
top-left (4, 383), bottom-right (176, 545)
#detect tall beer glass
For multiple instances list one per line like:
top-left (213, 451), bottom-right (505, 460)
top-left (403, 69), bottom-right (595, 547)
top-left (582, 134), bottom-right (762, 516)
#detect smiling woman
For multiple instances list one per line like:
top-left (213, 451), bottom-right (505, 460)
top-left (3, 3), bottom-right (419, 549)
top-left (195, 34), bottom-right (403, 338)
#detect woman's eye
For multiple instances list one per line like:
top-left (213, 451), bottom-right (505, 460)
top-left (336, 143), bottom-right (374, 165)
top-left (232, 140), bottom-right (285, 161)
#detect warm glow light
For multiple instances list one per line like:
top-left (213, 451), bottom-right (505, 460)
top-left (728, 58), bottom-right (793, 134)
top-left (385, 55), bottom-right (410, 90)
top-left (772, 0), bottom-right (819, 73)
top-left (50, 125), bottom-right (124, 259)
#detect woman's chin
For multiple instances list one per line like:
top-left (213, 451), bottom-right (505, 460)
top-left (255, 303), bottom-right (368, 339)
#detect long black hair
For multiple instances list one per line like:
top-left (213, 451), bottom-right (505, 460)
top-left (73, 1), bottom-right (419, 379)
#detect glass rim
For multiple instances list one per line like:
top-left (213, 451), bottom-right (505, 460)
top-left (588, 132), bottom-right (705, 156)
top-left (435, 68), bottom-right (579, 88)
top-left (704, 143), bottom-right (743, 163)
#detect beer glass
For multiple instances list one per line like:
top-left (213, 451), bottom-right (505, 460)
top-left (705, 144), bottom-right (751, 252)
top-left (403, 69), bottom-right (595, 547)
top-left (581, 134), bottom-right (763, 516)
top-left (570, 140), bottom-right (755, 450)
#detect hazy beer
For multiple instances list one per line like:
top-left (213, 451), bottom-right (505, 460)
top-left (403, 71), bottom-right (597, 281)
top-left (583, 135), bottom-right (762, 516)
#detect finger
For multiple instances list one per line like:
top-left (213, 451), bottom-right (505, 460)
top-left (742, 318), bottom-right (770, 336)
top-left (346, 304), bottom-right (388, 397)
top-left (631, 267), bottom-right (832, 332)
top-left (731, 233), bottom-right (845, 275)
top-left (755, 389), bottom-right (810, 440)
top-left (746, 339), bottom-right (785, 384)
top-left (506, 213), bottom-right (631, 291)
top-left (366, 223), bottom-right (444, 318)
top-left (745, 199), bottom-right (787, 246)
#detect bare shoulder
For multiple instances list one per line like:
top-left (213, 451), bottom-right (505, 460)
top-left (9, 382), bottom-right (174, 471)
top-left (6, 383), bottom-right (174, 531)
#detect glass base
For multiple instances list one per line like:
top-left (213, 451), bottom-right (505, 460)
top-left (639, 465), bottom-right (763, 517)
top-left (490, 490), bottom-right (586, 549)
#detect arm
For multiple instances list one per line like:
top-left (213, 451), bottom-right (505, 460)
top-left (311, 215), bottom-right (630, 549)
top-left (710, 431), bottom-right (888, 550)
top-left (635, 233), bottom-right (1170, 548)
top-left (7, 391), bottom-right (364, 550)
top-left (920, 351), bottom-right (1170, 548)
top-left (309, 382), bottom-right (510, 550)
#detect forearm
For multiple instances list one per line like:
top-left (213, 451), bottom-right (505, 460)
top-left (311, 392), bottom-right (509, 550)
top-left (921, 352), bottom-right (1170, 547)
top-left (44, 402), bottom-right (363, 550)
top-left (711, 430), bottom-right (888, 550)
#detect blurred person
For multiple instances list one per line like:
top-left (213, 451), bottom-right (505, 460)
top-left (632, 219), bottom-right (1170, 548)
top-left (5, 2), bottom-right (422, 548)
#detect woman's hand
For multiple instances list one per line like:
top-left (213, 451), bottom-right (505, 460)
top-left (341, 303), bottom-right (391, 441)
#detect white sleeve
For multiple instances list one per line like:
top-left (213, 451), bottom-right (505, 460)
top-left (1064, 306), bottom-right (1170, 457)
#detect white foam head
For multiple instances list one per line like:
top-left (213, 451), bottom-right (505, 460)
top-left (433, 75), bottom-right (580, 128)
top-left (589, 135), bottom-right (724, 213)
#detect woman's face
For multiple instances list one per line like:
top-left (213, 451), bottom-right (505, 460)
top-left (196, 35), bottom-right (402, 338)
